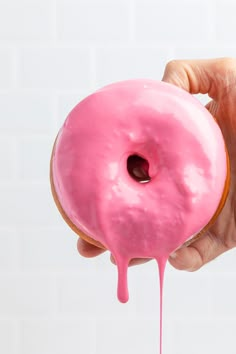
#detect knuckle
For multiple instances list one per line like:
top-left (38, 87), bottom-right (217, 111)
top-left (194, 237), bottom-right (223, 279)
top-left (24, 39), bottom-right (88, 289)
top-left (213, 57), bottom-right (236, 97)
top-left (163, 60), bottom-right (188, 87)
top-left (218, 57), bottom-right (236, 71)
top-left (165, 60), bottom-right (182, 72)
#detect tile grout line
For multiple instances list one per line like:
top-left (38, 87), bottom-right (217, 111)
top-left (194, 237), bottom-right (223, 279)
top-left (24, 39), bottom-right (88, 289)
top-left (129, 0), bottom-right (136, 42)
top-left (51, 0), bottom-right (58, 44)
top-left (11, 46), bottom-right (19, 90)
top-left (206, 0), bottom-right (216, 45)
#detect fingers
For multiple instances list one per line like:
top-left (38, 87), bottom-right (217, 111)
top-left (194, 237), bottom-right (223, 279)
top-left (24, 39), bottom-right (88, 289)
top-left (78, 230), bottom-right (228, 271)
top-left (77, 238), bottom-right (106, 258)
top-left (168, 229), bottom-right (228, 271)
top-left (78, 240), bottom-right (151, 266)
top-left (110, 254), bottom-right (150, 267)
top-left (162, 57), bottom-right (236, 100)
top-left (128, 258), bottom-right (151, 267)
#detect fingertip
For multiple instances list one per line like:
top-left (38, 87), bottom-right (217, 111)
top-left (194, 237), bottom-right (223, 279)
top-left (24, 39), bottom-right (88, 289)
top-left (110, 254), bottom-right (116, 265)
top-left (110, 255), bottom-right (150, 267)
top-left (128, 258), bottom-right (151, 267)
top-left (162, 60), bottom-right (188, 89)
top-left (168, 247), bottom-right (202, 272)
top-left (77, 238), bottom-right (106, 258)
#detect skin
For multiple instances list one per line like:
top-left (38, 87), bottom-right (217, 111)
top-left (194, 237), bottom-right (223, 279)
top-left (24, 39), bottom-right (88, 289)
top-left (77, 58), bottom-right (236, 271)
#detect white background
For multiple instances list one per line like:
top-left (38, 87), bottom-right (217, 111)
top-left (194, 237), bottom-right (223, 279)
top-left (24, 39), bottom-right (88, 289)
top-left (0, 0), bottom-right (236, 353)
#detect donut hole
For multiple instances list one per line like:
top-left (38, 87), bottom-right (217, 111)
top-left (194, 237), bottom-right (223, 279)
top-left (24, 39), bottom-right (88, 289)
top-left (127, 155), bottom-right (151, 183)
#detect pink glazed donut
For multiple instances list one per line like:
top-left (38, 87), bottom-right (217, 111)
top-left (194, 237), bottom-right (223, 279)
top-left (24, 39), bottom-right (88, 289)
top-left (50, 80), bottom-right (229, 302)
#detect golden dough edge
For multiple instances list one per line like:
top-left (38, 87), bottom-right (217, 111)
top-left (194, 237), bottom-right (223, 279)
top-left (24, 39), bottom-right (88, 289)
top-left (50, 136), bottom-right (106, 250)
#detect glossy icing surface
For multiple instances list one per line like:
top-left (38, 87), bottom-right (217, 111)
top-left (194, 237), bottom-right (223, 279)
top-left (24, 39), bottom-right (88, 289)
top-left (52, 80), bottom-right (227, 304)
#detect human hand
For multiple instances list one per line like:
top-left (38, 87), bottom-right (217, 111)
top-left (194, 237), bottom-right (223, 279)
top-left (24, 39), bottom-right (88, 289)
top-left (78, 58), bottom-right (236, 271)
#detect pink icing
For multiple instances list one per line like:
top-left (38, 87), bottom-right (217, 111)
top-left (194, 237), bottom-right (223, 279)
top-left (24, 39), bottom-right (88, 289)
top-left (52, 80), bottom-right (227, 352)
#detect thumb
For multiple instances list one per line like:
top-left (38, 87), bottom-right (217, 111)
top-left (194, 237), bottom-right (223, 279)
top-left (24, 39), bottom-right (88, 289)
top-left (162, 58), bottom-right (236, 100)
top-left (169, 228), bottom-right (228, 272)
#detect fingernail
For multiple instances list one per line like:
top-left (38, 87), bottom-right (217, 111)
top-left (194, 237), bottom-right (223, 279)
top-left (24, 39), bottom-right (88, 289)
top-left (186, 266), bottom-right (197, 272)
top-left (110, 254), bottom-right (116, 265)
top-left (169, 252), bottom-right (177, 259)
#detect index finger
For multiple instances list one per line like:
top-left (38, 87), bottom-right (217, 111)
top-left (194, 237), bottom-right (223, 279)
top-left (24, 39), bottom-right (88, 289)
top-left (77, 238), bottom-right (106, 258)
top-left (162, 58), bottom-right (236, 100)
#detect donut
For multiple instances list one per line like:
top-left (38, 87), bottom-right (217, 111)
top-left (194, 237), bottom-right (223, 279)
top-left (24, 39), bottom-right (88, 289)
top-left (50, 79), bottom-right (230, 303)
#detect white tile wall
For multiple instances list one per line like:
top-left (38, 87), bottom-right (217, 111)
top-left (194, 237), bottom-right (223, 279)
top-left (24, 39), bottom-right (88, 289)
top-left (56, 92), bottom-right (90, 127)
top-left (214, 0), bottom-right (236, 44)
top-left (96, 317), bottom-right (159, 354)
top-left (0, 274), bottom-right (53, 316)
top-left (19, 227), bottom-right (79, 271)
top-left (0, 320), bottom-right (18, 354)
top-left (134, 0), bottom-right (210, 44)
top-left (0, 184), bottom-right (59, 227)
top-left (22, 318), bottom-right (97, 354)
top-left (0, 0), bottom-right (236, 353)
top-left (0, 0), bottom-right (53, 41)
top-left (19, 48), bottom-right (91, 90)
top-left (57, 0), bottom-right (130, 44)
top-left (0, 49), bottom-right (13, 88)
top-left (0, 230), bottom-right (19, 270)
top-left (95, 47), bottom-right (170, 86)
top-left (18, 136), bottom-right (54, 181)
top-left (0, 93), bottom-right (54, 134)
top-left (0, 137), bottom-right (16, 180)
top-left (168, 318), bottom-right (236, 354)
